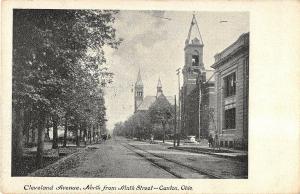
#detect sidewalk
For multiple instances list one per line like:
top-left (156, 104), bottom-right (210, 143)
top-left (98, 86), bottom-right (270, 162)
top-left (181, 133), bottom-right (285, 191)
top-left (153, 139), bottom-right (247, 161)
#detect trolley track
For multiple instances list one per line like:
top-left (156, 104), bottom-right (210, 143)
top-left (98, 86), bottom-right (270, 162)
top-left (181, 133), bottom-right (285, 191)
top-left (122, 143), bottom-right (183, 178)
top-left (119, 140), bottom-right (221, 179)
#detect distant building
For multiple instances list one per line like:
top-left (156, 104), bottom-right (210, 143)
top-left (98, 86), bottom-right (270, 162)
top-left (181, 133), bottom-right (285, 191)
top-left (134, 69), bottom-right (144, 112)
top-left (181, 15), bottom-right (216, 139)
top-left (133, 71), bottom-right (175, 139)
top-left (211, 32), bottom-right (249, 149)
top-left (134, 70), bottom-right (174, 113)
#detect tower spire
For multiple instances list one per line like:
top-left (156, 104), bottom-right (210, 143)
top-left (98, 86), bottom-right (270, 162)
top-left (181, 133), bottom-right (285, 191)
top-left (135, 68), bottom-right (143, 86)
top-left (156, 77), bottom-right (163, 97)
top-left (185, 14), bottom-right (204, 45)
top-left (157, 77), bottom-right (162, 88)
top-left (134, 68), bottom-right (144, 113)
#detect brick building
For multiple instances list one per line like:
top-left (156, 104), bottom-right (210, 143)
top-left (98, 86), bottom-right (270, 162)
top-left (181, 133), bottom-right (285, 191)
top-left (211, 33), bottom-right (249, 150)
top-left (181, 15), bottom-right (215, 139)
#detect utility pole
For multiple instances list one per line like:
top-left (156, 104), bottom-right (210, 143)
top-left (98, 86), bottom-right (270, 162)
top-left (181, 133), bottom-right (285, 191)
top-left (174, 95), bottom-right (176, 147)
top-left (198, 79), bottom-right (202, 142)
top-left (176, 68), bottom-right (181, 146)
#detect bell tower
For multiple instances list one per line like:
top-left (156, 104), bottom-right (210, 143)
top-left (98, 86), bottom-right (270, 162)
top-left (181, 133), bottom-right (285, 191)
top-left (134, 69), bottom-right (144, 112)
top-left (182, 14), bottom-right (205, 96)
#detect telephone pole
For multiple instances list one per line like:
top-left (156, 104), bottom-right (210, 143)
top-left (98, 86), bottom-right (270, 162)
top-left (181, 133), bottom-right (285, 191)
top-left (198, 79), bottom-right (202, 142)
top-left (174, 95), bottom-right (177, 147)
top-left (176, 68), bottom-right (181, 146)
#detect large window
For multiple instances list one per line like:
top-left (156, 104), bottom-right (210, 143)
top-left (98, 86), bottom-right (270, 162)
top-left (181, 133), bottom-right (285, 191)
top-left (224, 72), bottom-right (236, 97)
top-left (224, 108), bottom-right (236, 129)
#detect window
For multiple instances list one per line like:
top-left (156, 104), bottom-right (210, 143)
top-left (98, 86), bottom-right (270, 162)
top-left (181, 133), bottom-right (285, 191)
top-left (224, 108), bottom-right (236, 129)
top-left (224, 72), bottom-right (236, 97)
top-left (192, 55), bottom-right (199, 66)
top-left (136, 91), bottom-right (142, 97)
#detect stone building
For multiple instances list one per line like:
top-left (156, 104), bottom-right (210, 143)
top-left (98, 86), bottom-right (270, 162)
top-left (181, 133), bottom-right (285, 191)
top-left (181, 15), bottom-right (216, 139)
top-left (134, 70), bottom-right (174, 113)
top-left (211, 32), bottom-right (249, 150)
top-left (133, 71), bottom-right (175, 139)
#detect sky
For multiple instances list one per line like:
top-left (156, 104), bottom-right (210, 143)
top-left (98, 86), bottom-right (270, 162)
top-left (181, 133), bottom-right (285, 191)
top-left (103, 11), bottom-right (249, 131)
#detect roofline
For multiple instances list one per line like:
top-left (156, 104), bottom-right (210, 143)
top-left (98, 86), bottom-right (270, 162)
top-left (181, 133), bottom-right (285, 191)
top-left (211, 32), bottom-right (249, 69)
top-left (185, 14), bottom-right (204, 46)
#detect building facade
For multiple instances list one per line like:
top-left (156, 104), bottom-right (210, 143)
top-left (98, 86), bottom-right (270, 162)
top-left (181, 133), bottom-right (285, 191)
top-left (211, 33), bottom-right (249, 150)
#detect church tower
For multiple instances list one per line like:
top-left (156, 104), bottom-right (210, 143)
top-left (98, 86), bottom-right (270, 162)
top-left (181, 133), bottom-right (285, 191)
top-left (156, 77), bottom-right (163, 97)
top-left (182, 14), bottom-right (205, 96)
top-left (134, 69), bottom-right (144, 112)
top-left (181, 14), bottom-right (206, 136)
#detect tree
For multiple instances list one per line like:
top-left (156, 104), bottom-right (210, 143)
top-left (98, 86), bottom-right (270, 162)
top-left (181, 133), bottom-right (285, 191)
top-left (113, 96), bottom-right (175, 142)
top-left (12, 9), bottom-right (122, 171)
top-left (113, 122), bottom-right (125, 136)
top-left (148, 95), bottom-right (174, 143)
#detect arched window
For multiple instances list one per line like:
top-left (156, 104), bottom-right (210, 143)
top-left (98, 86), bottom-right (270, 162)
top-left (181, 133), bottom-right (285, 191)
top-left (192, 50), bottom-right (199, 66)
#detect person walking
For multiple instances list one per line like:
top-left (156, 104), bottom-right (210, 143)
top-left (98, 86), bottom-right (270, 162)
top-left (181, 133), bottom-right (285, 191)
top-left (150, 134), bottom-right (154, 144)
top-left (208, 134), bottom-right (213, 148)
top-left (214, 134), bottom-right (220, 150)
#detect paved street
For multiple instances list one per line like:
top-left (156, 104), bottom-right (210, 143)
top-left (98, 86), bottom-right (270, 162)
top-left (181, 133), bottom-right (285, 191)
top-left (31, 137), bottom-right (247, 178)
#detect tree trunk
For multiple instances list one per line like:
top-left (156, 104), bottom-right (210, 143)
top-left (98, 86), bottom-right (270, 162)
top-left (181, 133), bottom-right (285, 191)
top-left (12, 106), bottom-right (24, 176)
top-left (45, 125), bottom-right (50, 141)
top-left (162, 122), bottom-right (166, 143)
top-left (45, 116), bottom-right (50, 141)
top-left (52, 115), bottom-right (58, 149)
top-left (25, 122), bottom-right (30, 145)
top-left (31, 126), bottom-right (35, 143)
top-left (36, 111), bottom-right (46, 169)
top-left (76, 123), bottom-right (80, 147)
top-left (92, 125), bottom-right (95, 142)
top-left (80, 124), bottom-right (83, 143)
top-left (89, 126), bottom-right (92, 144)
top-left (84, 127), bottom-right (87, 146)
top-left (63, 114), bottom-right (68, 147)
top-left (23, 109), bottom-right (31, 146)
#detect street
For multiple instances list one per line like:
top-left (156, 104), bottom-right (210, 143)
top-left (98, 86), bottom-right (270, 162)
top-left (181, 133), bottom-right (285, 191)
top-left (31, 137), bottom-right (247, 178)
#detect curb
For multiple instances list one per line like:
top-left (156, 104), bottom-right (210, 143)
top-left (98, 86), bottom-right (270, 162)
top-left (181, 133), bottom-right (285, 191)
top-left (169, 147), bottom-right (247, 161)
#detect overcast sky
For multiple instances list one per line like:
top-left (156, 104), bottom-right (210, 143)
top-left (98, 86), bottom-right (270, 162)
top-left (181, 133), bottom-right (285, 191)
top-left (104, 11), bottom-right (249, 131)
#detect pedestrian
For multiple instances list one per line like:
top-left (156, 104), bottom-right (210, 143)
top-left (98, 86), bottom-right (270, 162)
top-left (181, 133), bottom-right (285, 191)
top-left (150, 134), bottom-right (154, 144)
top-left (214, 134), bottom-right (220, 150)
top-left (208, 134), bottom-right (213, 148)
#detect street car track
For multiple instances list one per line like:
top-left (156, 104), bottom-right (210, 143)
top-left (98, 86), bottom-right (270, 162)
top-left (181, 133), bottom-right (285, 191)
top-left (121, 143), bottom-right (183, 178)
top-left (120, 141), bottom-right (221, 179)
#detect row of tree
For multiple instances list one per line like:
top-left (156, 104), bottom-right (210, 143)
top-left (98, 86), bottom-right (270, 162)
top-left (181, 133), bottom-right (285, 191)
top-left (12, 9), bottom-right (122, 173)
top-left (113, 95), bottom-right (176, 142)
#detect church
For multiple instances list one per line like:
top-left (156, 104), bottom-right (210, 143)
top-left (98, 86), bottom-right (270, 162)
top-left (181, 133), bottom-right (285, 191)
top-left (180, 15), bottom-right (216, 139)
top-left (134, 70), bottom-right (175, 113)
